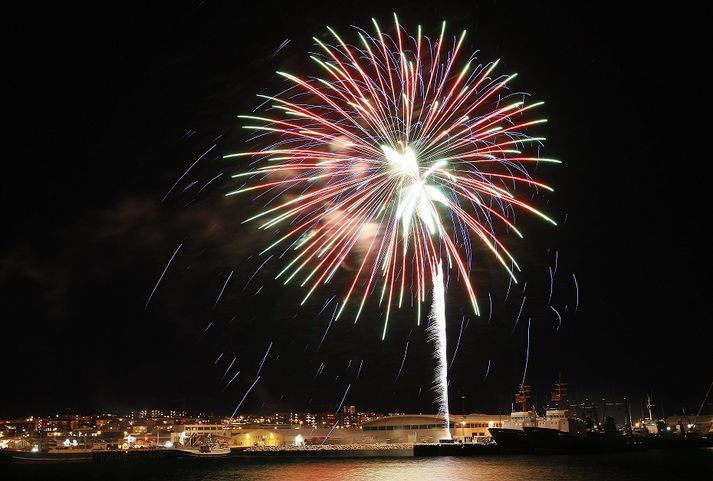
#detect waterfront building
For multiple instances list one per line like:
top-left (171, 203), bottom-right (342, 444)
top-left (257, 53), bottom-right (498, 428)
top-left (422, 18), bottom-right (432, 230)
top-left (171, 413), bottom-right (505, 447)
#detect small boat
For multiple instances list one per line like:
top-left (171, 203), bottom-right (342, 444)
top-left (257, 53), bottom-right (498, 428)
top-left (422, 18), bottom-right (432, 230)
top-left (175, 444), bottom-right (231, 457)
top-left (1, 448), bottom-right (94, 463)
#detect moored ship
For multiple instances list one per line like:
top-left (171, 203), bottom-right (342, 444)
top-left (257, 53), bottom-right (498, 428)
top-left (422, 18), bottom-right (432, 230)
top-left (491, 378), bottom-right (648, 454)
top-left (489, 384), bottom-right (540, 453)
top-left (174, 431), bottom-right (230, 458)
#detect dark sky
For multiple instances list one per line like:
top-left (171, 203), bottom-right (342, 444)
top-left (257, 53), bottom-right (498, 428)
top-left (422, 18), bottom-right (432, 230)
top-left (2, 2), bottom-right (710, 419)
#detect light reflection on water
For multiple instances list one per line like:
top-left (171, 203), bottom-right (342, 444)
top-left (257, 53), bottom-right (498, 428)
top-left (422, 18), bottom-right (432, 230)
top-left (4, 449), bottom-right (713, 481)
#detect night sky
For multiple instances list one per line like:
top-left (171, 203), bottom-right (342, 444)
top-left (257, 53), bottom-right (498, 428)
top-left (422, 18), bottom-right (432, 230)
top-left (2, 2), bottom-right (710, 419)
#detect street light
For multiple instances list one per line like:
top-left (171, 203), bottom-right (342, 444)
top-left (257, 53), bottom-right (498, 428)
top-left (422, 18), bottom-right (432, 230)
top-left (461, 395), bottom-right (466, 441)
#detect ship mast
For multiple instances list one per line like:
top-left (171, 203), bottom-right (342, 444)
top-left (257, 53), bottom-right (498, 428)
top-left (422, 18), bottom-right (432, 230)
top-left (646, 394), bottom-right (655, 421)
top-left (551, 375), bottom-right (568, 409)
top-left (515, 384), bottom-right (531, 413)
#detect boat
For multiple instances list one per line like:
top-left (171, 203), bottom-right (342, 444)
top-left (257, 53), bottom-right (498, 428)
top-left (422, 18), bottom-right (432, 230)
top-left (522, 377), bottom-right (591, 453)
top-left (174, 432), bottom-right (230, 457)
top-left (1, 447), bottom-right (94, 464)
top-left (489, 384), bottom-right (540, 453)
top-left (175, 445), bottom-right (231, 457)
top-left (491, 378), bottom-right (650, 454)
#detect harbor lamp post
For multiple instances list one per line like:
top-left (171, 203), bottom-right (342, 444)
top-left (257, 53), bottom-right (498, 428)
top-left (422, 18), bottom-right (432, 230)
top-left (461, 395), bottom-right (466, 440)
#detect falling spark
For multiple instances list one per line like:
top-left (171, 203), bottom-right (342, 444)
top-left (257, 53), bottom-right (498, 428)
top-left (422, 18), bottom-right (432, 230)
top-left (520, 317), bottom-right (531, 387)
top-left (553, 250), bottom-right (559, 275)
top-left (222, 357), bottom-right (236, 379)
top-left (449, 316), bottom-right (465, 370)
top-left (145, 243), bottom-right (183, 310)
top-left (319, 303), bottom-right (339, 347)
top-left (550, 305), bottom-right (562, 330)
top-left (321, 384), bottom-right (352, 445)
top-left (395, 340), bottom-right (410, 381)
top-left (256, 342), bottom-right (273, 377)
top-left (230, 376), bottom-right (261, 418)
top-left (504, 274), bottom-right (514, 304)
top-left (487, 292), bottom-right (493, 322)
top-left (181, 180), bottom-right (198, 193)
top-left (162, 144), bottom-right (216, 202)
top-left (273, 38), bottom-right (291, 56)
top-left (511, 296), bottom-right (527, 333)
top-left (317, 295), bottom-right (337, 316)
top-left (213, 270), bottom-right (234, 309)
top-left (484, 359), bottom-right (492, 380)
top-left (243, 255), bottom-right (274, 291)
top-left (201, 321), bottom-right (213, 336)
top-left (196, 172), bottom-right (224, 196)
top-left (225, 370), bottom-right (241, 389)
top-left (573, 273), bottom-right (580, 311)
top-left (213, 352), bottom-right (224, 365)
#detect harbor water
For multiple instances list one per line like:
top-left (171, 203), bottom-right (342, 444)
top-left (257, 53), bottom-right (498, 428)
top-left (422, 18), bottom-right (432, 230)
top-left (2, 448), bottom-right (712, 481)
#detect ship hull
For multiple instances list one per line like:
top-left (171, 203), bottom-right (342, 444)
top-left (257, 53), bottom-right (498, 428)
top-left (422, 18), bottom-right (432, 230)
top-left (523, 427), bottom-right (647, 454)
top-left (489, 428), bottom-right (533, 454)
top-left (0, 449), bottom-right (92, 463)
top-left (174, 447), bottom-right (230, 458)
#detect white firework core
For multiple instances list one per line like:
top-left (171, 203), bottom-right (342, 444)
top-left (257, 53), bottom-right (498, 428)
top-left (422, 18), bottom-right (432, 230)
top-left (427, 260), bottom-right (451, 439)
top-left (385, 145), bottom-right (448, 239)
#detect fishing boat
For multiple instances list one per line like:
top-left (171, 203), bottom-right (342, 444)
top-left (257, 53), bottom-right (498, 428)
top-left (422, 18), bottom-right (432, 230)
top-left (174, 432), bottom-right (230, 457)
top-left (174, 444), bottom-right (231, 457)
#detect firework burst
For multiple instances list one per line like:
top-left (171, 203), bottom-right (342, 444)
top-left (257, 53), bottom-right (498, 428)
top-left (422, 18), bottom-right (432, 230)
top-left (228, 16), bottom-right (555, 329)
top-left (226, 15), bottom-right (557, 432)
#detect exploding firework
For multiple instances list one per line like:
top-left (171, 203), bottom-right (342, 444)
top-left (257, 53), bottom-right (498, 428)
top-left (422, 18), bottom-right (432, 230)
top-left (226, 15), bottom-right (556, 436)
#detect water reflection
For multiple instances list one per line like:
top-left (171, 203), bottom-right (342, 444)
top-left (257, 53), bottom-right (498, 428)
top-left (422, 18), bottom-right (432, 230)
top-left (5, 449), bottom-right (712, 481)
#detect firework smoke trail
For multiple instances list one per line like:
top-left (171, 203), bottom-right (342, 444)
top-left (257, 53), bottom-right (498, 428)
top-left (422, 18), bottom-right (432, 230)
top-left (227, 16), bottom-right (556, 429)
top-left (426, 261), bottom-right (450, 437)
